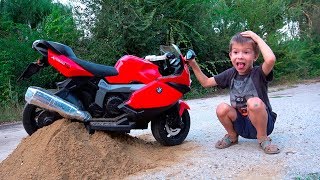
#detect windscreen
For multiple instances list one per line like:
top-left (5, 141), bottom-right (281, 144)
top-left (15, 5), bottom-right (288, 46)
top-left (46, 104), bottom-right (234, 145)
top-left (159, 44), bottom-right (181, 58)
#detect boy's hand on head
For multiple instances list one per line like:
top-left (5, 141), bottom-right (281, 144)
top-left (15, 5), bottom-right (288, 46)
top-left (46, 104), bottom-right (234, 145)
top-left (240, 31), bottom-right (260, 42)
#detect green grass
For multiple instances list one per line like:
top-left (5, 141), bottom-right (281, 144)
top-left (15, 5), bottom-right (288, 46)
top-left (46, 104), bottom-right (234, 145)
top-left (0, 104), bottom-right (23, 124)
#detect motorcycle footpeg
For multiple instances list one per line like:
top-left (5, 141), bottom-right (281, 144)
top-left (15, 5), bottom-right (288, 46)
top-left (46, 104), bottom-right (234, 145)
top-left (88, 118), bottom-right (136, 133)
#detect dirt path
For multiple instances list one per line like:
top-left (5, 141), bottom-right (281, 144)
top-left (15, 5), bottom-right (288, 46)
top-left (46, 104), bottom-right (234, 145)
top-left (0, 123), bottom-right (27, 162)
top-left (1, 81), bottom-right (320, 179)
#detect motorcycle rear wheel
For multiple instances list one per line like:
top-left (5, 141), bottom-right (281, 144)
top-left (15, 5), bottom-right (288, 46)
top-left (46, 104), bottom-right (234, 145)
top-left (23, 104), bottom-right (57, 135)
top-left (151, 109), bottom-right (190, 146)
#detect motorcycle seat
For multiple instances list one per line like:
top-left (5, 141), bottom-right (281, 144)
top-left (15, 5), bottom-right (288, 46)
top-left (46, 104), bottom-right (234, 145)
top-left (46, 41), bottom-right (119, 77)
top-left (70, 57), bottom-right (119, 77)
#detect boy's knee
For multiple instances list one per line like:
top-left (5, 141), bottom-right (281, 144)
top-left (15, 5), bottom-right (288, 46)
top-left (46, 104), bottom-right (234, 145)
top-left (216, 103), bottom-right (231, 116)
top-left (247, 97), bottom-right (266, 112)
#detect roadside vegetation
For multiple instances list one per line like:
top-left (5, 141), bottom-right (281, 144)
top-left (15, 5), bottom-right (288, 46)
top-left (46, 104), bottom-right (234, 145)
top-left (0, 0), bottom-right (319, 122)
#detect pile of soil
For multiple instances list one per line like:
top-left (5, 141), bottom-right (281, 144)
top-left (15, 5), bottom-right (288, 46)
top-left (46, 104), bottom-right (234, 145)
top-left (0, 119), bottom-right (180, 179)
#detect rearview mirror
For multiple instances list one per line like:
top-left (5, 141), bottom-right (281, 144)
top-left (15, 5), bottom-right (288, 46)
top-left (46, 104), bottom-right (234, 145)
top-left (186, 49), bottom-right (196, 60)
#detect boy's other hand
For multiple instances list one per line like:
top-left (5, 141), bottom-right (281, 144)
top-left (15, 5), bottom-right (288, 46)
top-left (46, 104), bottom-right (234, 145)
top-left (185, 57), bottom-right (196, 67)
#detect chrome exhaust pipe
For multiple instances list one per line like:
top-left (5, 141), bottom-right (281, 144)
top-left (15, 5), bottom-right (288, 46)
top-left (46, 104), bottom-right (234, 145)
top-left (25, 86), bottom-right (92, 121)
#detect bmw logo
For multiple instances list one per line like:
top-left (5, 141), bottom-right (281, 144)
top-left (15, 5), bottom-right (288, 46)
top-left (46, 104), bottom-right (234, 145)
top-left (156, 87), bottom-right (162, 94)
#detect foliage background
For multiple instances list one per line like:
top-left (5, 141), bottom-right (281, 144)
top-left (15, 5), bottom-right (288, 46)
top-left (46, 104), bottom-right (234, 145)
top-left (0, 0), bottom-right (319, 121)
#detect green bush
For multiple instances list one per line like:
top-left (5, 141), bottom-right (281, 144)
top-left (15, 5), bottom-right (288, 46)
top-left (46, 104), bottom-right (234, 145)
top-left (0, 1), bottom-right (81, 108)
top-left (273, 37), bottom-right (320, 81)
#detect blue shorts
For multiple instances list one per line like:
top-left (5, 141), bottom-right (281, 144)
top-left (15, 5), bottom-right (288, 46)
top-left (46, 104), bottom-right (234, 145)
top-left (233, 109), bottom-right (277, 139)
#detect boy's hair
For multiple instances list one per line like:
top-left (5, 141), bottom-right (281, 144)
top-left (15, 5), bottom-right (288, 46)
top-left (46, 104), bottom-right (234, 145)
top-left (229, 32), bottom-right (260, 56)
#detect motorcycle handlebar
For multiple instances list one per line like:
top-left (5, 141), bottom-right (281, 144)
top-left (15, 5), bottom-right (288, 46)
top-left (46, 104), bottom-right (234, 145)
top-left (186, 49), bottom-right (196, 60)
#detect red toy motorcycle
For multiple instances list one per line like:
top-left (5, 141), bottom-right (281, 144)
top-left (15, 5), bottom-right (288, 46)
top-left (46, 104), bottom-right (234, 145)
top-left (18, 40), bottom-right (195, 146)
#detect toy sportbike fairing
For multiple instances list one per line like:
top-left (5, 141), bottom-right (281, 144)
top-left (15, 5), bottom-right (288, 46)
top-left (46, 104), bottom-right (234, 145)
top-left (18, 40), bottom-right (196, 146)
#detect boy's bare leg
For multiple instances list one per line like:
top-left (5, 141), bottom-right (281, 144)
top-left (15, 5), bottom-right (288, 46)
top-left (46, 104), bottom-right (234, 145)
top-left (216, 103), bottom-right (238, 140)
top-left (247, 97), bottom-right (279, 153)
top-left (246, 97), bottom-right (268, 140)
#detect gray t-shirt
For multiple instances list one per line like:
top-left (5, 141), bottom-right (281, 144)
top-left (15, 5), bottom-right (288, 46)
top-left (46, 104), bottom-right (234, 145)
top-left (214, 66), bottom-right (273, 111)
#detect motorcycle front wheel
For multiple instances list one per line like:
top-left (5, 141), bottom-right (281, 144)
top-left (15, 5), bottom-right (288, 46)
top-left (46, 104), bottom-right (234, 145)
top-left (23, 104), bottom-right (58, 135)
top-left (151, 109), bottom-right (190, 146)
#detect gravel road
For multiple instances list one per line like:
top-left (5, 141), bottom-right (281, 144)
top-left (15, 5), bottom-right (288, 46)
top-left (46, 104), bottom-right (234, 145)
top-left (1, 81), bottom-right (320, 179)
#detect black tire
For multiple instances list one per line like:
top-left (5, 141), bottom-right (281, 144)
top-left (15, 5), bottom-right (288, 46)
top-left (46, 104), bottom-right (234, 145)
top-left (22, 103), bottom-right (58, 135)
top-left (22, 104), bottom-right (40, 135)
top-left (151, 110), bottom-right (190, 146)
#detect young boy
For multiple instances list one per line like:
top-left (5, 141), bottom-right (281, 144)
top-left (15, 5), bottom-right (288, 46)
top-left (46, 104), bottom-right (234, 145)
top-left (188, 31), bottom-right (280, 154)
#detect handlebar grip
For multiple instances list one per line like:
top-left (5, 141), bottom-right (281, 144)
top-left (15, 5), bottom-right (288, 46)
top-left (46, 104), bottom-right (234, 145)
top-left (186, 49), bottom-right (196, 60)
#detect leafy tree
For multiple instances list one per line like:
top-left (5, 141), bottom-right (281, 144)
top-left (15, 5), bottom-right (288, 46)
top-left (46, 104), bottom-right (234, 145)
top-left (286, 0), bottom-right (320, 38)
top-left (39, 4), bottom-right (81, 45)
top-left (76, 0), bottom-right (211, 65)
top-left (0, 0), bottom-right (52, 28)
top-left (0, 0), bottom-right (81, 106)
top-left (273, 0), bottom-right (320, 80)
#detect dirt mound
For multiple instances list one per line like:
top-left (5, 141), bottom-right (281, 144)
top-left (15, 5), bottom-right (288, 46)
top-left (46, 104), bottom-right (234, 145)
top-left (0, 119), bottom-right (180, 179)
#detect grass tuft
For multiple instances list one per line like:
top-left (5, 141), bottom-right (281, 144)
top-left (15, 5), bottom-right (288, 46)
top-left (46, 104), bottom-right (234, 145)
top-left (0, 104), bottom-right (23, 124)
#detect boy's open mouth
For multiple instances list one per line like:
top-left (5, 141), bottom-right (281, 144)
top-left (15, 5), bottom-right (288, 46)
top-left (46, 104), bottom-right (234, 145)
top-left (236, 62), bottom-right (245, 69)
